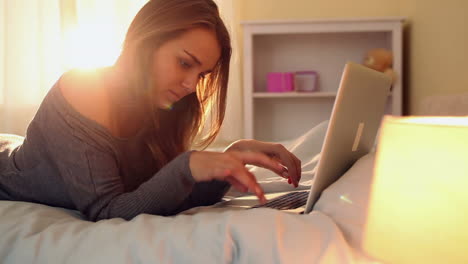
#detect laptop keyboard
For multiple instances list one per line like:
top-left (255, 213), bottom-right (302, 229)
top-left (251, 191), bottom-right (309, 210)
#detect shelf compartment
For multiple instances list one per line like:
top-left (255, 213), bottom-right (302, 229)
top-left (253, 32), bottom-right (391, 94)
top-left (253, 98), bottom-right (334, 142)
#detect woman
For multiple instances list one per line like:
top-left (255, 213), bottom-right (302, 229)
top-left (0, 0), bottom-right (301, 221)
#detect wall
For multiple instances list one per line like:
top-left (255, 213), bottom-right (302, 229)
top-left (400, 0), bottom-right (468, 114)
top-left (236, 0), bottom-right (468, 115)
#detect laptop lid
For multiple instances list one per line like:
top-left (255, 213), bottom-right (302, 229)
top-left (304, 62), bottom-right (392, 214)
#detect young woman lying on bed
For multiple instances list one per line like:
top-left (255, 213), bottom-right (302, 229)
top-left (0, 0), bottom-right (301, 221)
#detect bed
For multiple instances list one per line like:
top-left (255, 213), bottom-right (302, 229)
top-left (1, 92), bottom-right (466, 263)
top-left (0, 120), bottom-right (376, 263)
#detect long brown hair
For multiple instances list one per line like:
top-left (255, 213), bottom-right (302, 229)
top-left (116, 0), bottom-right (231, 169)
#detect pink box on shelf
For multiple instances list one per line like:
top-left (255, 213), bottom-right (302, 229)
top-left (295, 71), bottom-right (318, 92)
top-left (267, 72), bottom-right (295, 92)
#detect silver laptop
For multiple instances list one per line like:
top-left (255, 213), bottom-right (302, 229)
top-left (205, 62), bottom-right (392, 214)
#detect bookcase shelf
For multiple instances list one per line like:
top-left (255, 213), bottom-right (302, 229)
top-left (242, 17), bottom-right (405, 142)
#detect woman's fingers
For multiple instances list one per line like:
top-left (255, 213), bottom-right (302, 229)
top-left (222, 167), bottom-right (266, 204)
top-left (227, 151), bottom-right (291, 203)
top-left (293, 155), bottom-right (302, 183)
top-left (229, 168), bottom-right (267, 204)
top-left (190, 151), bottom-right (269, 203)
top-left (190, 149), bottom-right (298, 204)
top-left (223, 140), bottom-right (303, 187)
top-left (285, 152), bottom-right (301, 188)
top-left (225, 175), bottom-right (248, 193)
top-left (228, 151), bottom-right (285, 175)
top-left (270, 144), bottom-right (301, 187)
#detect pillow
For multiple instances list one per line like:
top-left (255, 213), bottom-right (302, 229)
top-left (313, 152), bottom-right (376, 254)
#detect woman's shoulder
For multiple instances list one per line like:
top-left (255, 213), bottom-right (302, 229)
top-left (59, 68), bottom-right (113, 130)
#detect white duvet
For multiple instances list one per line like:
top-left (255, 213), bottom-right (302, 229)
top-left (0, 121), bottom-right (379, 263)
top-left (0, 201), bottom-right (355, 263)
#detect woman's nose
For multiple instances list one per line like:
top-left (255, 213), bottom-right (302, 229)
top-left (182, 75), bottom-right (198, 94)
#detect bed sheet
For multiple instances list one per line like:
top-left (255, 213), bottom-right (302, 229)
top-left (0, 200), bottom-right (357, 263)
top-left (0, 121), bottom-right (378, 263)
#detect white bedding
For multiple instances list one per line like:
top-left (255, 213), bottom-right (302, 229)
top-left (0, 201), bottom-right (356, 263)
top-left (0, 121), bottom-right (379, 263)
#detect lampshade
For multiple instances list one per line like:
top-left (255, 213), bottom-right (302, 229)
top-left (363, 116), bottom-right (468, 263)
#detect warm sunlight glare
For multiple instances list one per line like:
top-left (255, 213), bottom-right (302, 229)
top-left (61, 0), bottom-right (149, 70)
top-left (63, 22), bottom-right (122, 70)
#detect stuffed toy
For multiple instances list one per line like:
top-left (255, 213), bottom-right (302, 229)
top-left (363, 48), bottom-right (397, 84)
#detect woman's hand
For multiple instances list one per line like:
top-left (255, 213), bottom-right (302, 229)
top-left (224, 139), bottom-right (302, 187)
top-left (189, 151), bottom-right (287, 204)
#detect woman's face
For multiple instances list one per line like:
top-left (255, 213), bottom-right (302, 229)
top-left (151, 27), bottom-right (221, 109)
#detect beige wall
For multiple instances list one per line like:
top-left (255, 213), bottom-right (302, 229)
top-left (236, 0), bottom-right (468, 115)
top-left (239, 0), bottom-right (400, 20)
top-left (400, 0), bottom-right (468, 114)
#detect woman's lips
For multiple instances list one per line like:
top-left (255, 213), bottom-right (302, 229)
top-left (168, 90), bottom-right (181, 102)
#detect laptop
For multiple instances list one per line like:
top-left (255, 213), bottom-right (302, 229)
top-left (186, 62), bottom-right (392, 215)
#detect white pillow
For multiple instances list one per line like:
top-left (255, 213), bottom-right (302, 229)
top-left (313, 152), bottom-right (376, 254)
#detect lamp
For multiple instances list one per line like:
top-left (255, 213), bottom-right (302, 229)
top-left (363, 116), bottom-right (468, 263)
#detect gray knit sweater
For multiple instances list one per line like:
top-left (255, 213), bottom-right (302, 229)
top-left (0, 80), bottom-right (230, 221)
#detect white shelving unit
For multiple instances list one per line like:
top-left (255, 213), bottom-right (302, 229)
top-left (242, 17), bottom-right (405, 142)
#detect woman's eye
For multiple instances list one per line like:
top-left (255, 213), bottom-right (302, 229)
top-left (179, 59), bottom-right (191, 69)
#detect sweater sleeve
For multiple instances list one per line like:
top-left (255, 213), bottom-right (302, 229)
top-left (173, 179), bottom-right (231, 214)
top-left (46, 126), bottom-right (232, 221)
top-left (49, 133), bottom-right (197, 221)
top-left (48, 134), bottom-right (231, 220)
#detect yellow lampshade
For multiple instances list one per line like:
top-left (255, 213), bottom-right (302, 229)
top-left (364, 116), bottom-right (468, 263)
